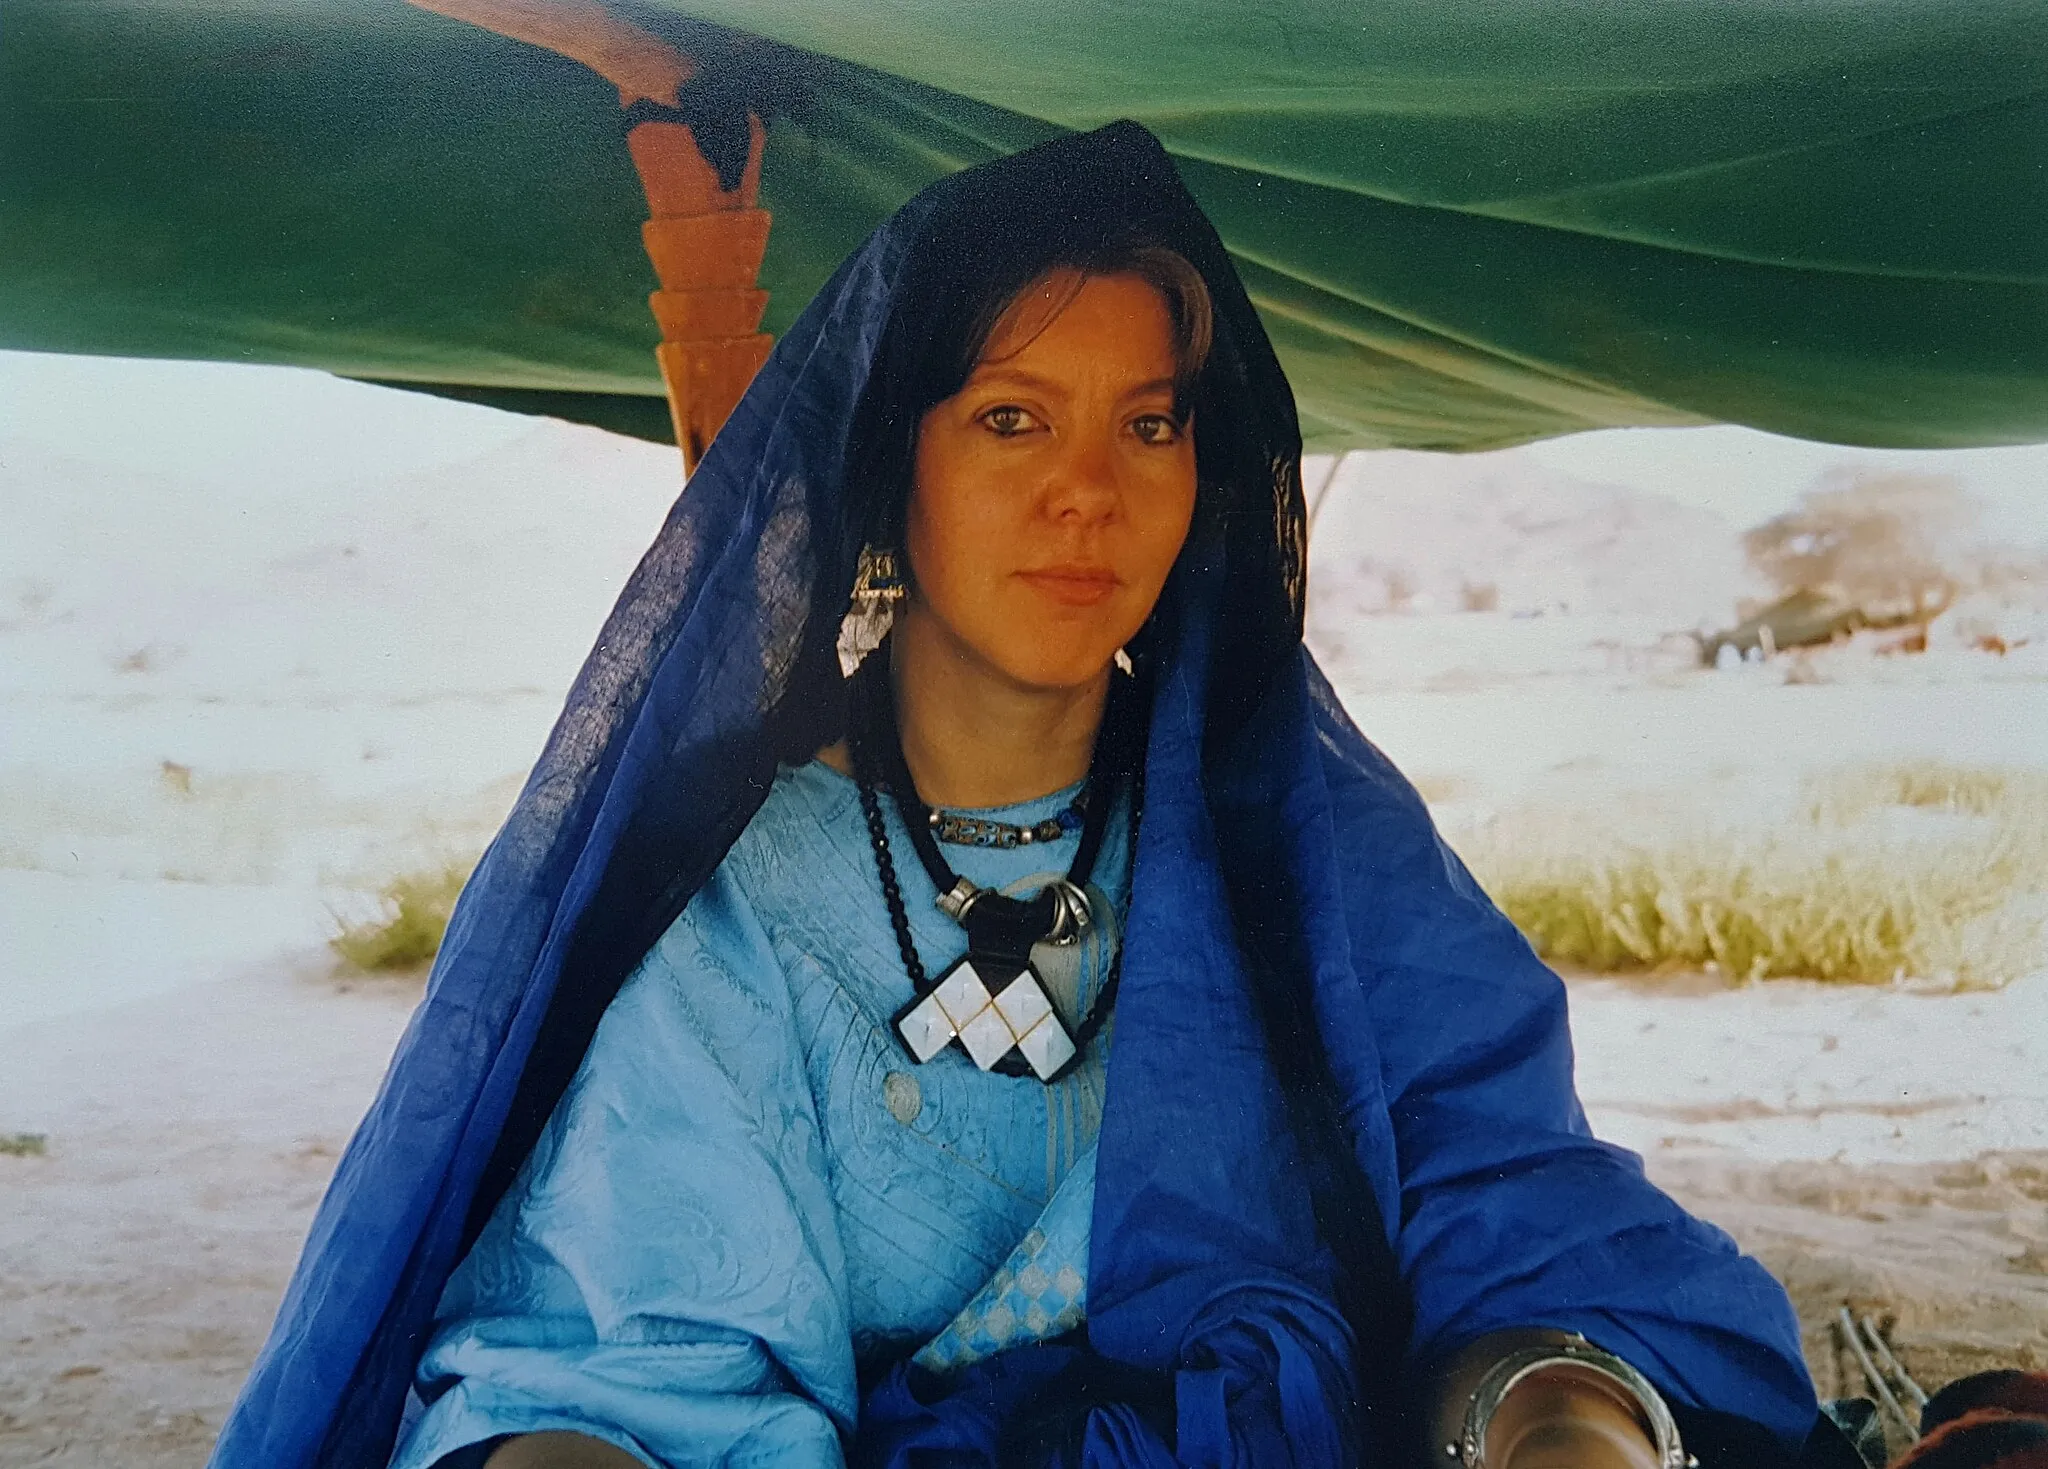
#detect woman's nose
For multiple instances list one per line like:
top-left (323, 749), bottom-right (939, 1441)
top-left (1043, 428), bottom-right (1121, 524)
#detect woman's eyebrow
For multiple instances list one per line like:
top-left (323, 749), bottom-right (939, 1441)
top-left (968, 367), bottom-right (1178, 400)
top-left (967, 364), bottom-right (1064, 394)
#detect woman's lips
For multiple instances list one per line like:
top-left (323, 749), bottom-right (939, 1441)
top-left (1016, 566), bottom-right (1121, 607)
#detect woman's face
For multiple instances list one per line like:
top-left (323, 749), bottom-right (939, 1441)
top-left (902, 270), bottom-right (1198, 692)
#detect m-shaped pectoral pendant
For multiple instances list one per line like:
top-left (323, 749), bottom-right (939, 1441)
top-left (893, 953), bottom-right (1079, 1082)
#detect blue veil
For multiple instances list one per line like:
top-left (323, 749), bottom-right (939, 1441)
top-left (213, 123), bottom-right (1823, 1469)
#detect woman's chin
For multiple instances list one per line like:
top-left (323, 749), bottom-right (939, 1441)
top-left (983, 636), bottom-right (1124, 694)
top-left (905, 591), bottom-right (1145, 694)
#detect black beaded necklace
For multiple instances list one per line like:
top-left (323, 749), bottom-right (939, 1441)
top-left (848, 647), bottom-right (1144, 1083)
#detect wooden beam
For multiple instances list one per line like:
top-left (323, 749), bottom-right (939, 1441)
top-left (407, 0), bottom-right (773, 473)
top-left (632, 115), bottom-right (773, 473)
top-left (406, 0), bottom-right (694, 107)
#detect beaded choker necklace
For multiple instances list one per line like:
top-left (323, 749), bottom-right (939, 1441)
top-left (848, 647), bottom-right (1143, 1083)
top-left (929, 793), bottom-right (1086, 849)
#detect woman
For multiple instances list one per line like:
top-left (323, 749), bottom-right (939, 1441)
top-left (213, 123), bottom-right (1858, 1469)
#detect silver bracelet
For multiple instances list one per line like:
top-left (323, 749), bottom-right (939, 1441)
top-left (1446, 1335), bottom-right (1693, 1469)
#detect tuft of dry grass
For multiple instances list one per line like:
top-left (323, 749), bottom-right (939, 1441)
top-left (1801, 761), bottom-right (2048, 824)
top-left (330, 863), bottom-right (472, 972)
top-left (1462, 761), bottom-right (2048, 988)
top-left (1408, 771), bottom-right (1476, 807)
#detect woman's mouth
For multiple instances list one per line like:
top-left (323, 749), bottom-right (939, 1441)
top-left (1016, 565), bottom-right (1121, 607)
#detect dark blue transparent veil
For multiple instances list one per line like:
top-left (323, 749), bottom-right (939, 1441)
top-left (213, 123), bottom-right (1832, 1469)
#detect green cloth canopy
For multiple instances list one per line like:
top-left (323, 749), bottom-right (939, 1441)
top-left (4, 0), bottom-right (2043, 452)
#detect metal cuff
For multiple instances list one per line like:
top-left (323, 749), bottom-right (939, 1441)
top-left (1449, 1336), bottom-right (1693, 1469)
top-left (934, 878), bottom-right (983, 923)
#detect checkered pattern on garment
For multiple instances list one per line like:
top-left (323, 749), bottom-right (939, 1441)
top-left (913, 1147), bottom-right (1096, 1372)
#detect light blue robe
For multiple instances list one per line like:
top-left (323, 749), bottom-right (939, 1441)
top-left (391, 761), bottom-right (1128, 1469)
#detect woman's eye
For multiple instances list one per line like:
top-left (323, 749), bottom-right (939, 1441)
top-left (1131, 413), bottom-right (1183, 446)
top-left (978, 405), bottom-right (1042, 437)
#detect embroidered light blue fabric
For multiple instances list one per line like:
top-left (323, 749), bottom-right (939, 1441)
top-left (389, 760), bottom-right (1126, 1469)
top-left (914, 1146), bottom-right (1095, 1373)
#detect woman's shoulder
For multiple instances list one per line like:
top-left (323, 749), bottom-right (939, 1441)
top-left (721, 755), bottom-right (870, 900)
top-left (631, 855), bottom-right (786, 1017)
top-left (614, 756), bottom-right (870, 1013)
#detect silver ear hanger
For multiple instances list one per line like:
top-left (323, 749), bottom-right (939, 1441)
top-left (852, 546), bottom-right (908, 608)
top-left (838, 545), bottom-right (908, 674)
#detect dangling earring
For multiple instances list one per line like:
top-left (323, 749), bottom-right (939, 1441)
top-left (839, 545), bottom-right (907, 674)
top-left (852, 546), bottom-right (908, 611)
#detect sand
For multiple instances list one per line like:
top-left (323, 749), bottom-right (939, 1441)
top-left (0, 962), bottom-right (415, 1467)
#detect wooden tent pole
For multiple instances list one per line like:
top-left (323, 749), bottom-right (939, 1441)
top-left (631, 117), bottom-right (773, 473)
top-left (407, 0), bottom-right (773, 473)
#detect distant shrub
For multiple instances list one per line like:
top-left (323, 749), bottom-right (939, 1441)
top-left (331, 863), bottom-right (472, 972)
top-left (1463, 764), bottom-right (2048, 988)
top-left (1341, 556), bottom-right (1419, 614)
top-left (1459, 580), bottom-right (1501, 613)
top-left (1743, 470), bottom-right (1981, 621)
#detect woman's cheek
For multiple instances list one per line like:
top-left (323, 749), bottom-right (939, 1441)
top-left (1136, 480), bottom-right (1197, 583)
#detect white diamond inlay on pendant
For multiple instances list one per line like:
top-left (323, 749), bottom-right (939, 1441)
top-left (958, 1003), bottom-right (1015, 1070)
top-left (932, 962), bottom-right (994, 1029)
top-left (897, 993), bottom-right (956, 1063)
top-left (991, 974), bottom-right (1052, 1035)
top-left (1015, 1014), bottom-right (1077, 1080)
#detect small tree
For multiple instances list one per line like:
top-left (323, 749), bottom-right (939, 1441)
top-left (1459, 579), bottom-right (1501, 613)
top-left (1743, 470), bottom-right (1980, 620)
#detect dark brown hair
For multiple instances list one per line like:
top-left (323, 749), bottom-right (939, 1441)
top-left (963, 243), bottom-right (1214, 416)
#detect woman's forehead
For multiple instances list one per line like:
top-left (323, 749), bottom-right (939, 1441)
top-left (975, 272), bottom-right (1177, 378)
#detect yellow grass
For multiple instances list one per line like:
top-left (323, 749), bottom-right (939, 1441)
top-left (1407, 770), bottom-right (1475, 807)
top-left (330, 862), bottom-right (471, 972)
top-left (1461, 761), bottom-right (2048, 988)
top-left (1801, 761), bottom-right (2048, 824)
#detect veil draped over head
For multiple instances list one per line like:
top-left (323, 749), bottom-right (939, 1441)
top-left (215, 123), bottom-right (1820, 1469)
